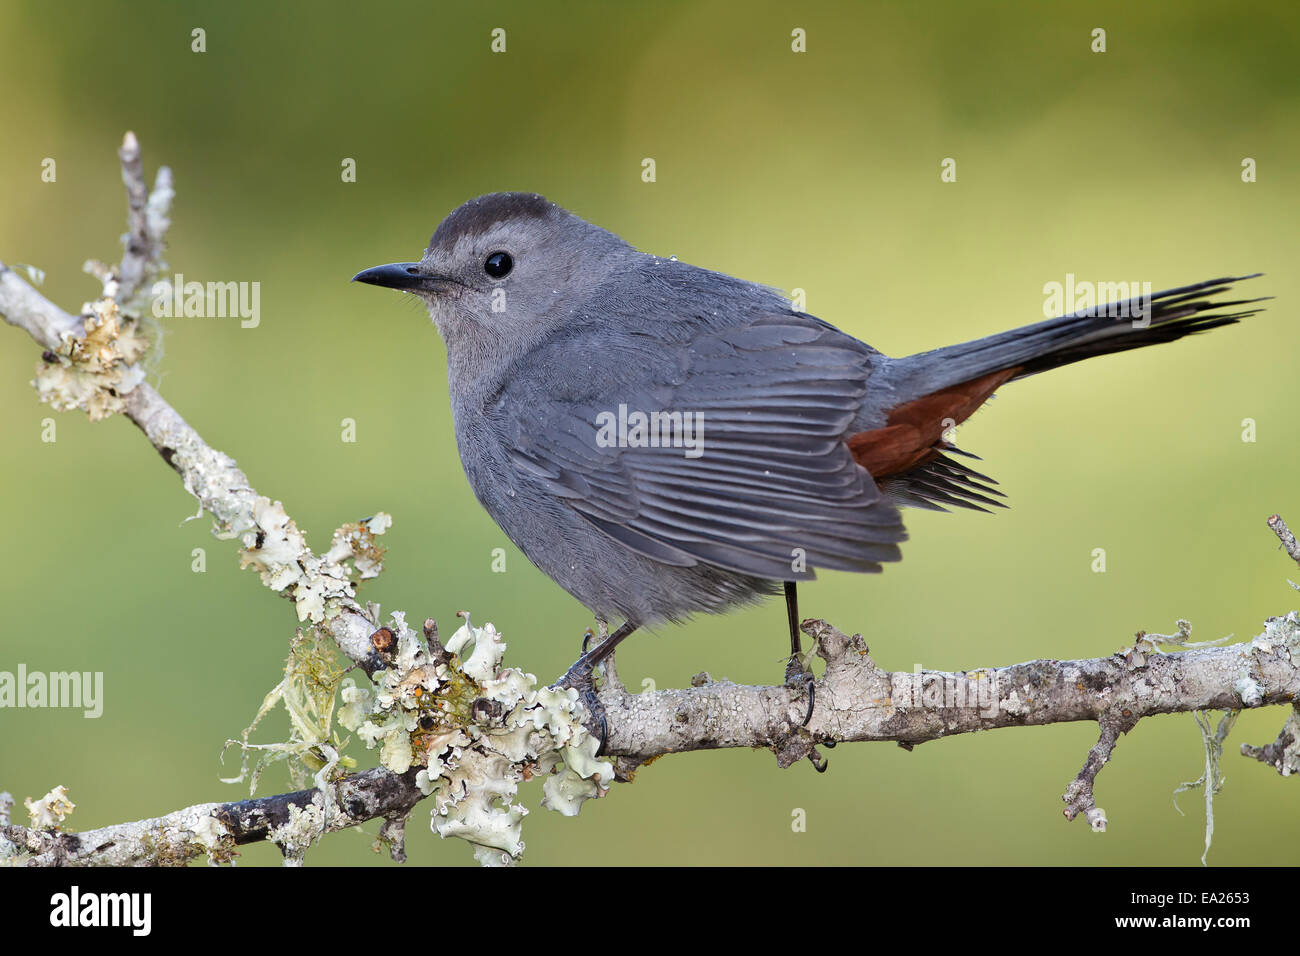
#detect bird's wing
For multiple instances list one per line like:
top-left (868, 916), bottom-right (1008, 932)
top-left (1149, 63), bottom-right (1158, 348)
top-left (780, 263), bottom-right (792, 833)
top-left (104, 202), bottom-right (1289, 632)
top-left (494, 313), bottom-right (907, 580)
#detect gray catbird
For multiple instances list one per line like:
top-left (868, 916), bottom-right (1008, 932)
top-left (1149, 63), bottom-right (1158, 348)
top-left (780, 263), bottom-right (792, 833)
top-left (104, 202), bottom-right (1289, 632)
top-left (355, 192), bottom-right (1261, 735)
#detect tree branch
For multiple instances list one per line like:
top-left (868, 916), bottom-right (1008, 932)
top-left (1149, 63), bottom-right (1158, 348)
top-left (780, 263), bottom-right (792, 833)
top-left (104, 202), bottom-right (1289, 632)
top-left (115, 129), bottom-right (172, 306)
top-left (599, 615), bottom-right (1300, 774)
top-left (1, 768), bottom-right (424, 866)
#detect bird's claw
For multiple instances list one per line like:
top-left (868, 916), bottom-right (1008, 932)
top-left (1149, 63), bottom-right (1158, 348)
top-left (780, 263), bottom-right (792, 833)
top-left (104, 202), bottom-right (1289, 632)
top-left (783, 652), bottom-right (827, 770)
top-left (784, 653), bottom-right (816, 727)
top-left (555, 656), bottom-right (608, 755)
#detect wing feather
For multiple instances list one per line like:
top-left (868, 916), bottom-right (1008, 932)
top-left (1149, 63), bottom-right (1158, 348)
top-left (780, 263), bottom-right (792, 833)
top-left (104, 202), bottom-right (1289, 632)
top-left (495, 312), bottom-right (906, 578)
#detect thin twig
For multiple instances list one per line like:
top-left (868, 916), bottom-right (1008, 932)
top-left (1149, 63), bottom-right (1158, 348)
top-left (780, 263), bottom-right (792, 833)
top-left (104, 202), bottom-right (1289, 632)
top-left (1268, 514), bottom-right (1300, 567)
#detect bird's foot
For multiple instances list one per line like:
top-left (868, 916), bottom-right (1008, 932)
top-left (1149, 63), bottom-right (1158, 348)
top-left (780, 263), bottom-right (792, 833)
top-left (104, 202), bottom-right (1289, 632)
top-left (784, 652), bottom-right (817, 728)
top-left (784, 645), bottom-right (830, 771)
top-left (555, 634), bottom-right (609, 754)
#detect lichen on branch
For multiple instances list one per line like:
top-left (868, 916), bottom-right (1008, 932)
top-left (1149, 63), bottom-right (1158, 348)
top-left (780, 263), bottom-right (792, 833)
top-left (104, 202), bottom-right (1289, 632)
top-left (342, 613), bottom-right (612, 865)
top-left (33, 286), bottom-right (149, 421)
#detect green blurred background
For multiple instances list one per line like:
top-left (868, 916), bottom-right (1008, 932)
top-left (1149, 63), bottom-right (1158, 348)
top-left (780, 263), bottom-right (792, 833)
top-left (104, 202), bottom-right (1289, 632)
top-left (2, 0), bottom-right (1297, 866)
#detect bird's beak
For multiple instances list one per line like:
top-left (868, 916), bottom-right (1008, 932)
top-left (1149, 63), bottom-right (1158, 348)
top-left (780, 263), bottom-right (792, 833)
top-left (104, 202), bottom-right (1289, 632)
top-left (352, 262), bottom-right (451, 293)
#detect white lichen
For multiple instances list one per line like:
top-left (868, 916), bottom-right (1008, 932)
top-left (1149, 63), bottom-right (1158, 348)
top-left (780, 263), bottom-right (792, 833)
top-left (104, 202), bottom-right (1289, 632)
top-left (1255, 611), bottom-right (1300, 658)
top-left (1001, 690), bottom-right (1027, 716)
top-left (271, 801), bottom-right (326, 861)
top-left (1234, 676), bottom-right (1263, 708)
top-left (238, 503), bottom-right (391, 623)
top-left (32, 293), bottom-right (148, 421)
top-left (24, 785), bottom-right (75, 829)
top-left (341, 614), bottom-right (613, 866)
top-left (188, 813), bottom-right (228, 860)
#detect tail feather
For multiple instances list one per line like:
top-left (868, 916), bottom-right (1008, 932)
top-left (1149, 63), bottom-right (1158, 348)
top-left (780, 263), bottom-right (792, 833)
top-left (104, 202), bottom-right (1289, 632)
top-left (885, 274), bottom-right (1266, 402)
top-left (881, 451), bottom-right (1009, 513)
top-left (857, 274), bottom-right (1265, 511)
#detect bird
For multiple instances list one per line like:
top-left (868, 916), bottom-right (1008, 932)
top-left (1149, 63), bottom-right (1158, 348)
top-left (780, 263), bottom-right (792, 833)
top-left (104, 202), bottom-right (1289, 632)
top-left (355, 192), bottom-right (1263, 741)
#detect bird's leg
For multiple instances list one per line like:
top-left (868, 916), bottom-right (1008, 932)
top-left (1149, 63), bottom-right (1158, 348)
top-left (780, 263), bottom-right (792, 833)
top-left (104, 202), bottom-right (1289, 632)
top-left (557, 620), bottom-right (638, 754)
top-left (578, 618), bottom-right (625, 692)
top-left (782, 582), bottom-right (829, 770)
top-left (782, 582), bottom-right (819, 730)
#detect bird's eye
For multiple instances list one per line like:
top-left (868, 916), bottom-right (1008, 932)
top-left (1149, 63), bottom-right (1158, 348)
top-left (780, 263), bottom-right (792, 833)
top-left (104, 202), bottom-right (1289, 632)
top-left (484, 251), bottom-right (513, 279)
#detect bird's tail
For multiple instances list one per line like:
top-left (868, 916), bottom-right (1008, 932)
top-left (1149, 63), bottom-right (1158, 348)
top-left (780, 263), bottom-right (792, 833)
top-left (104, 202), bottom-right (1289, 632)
top-left (884, 275), bottom-right (1265, 403)
top-left (852, 275), bottom-right (1266, 511)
